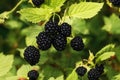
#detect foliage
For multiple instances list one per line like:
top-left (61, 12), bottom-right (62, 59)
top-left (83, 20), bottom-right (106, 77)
top-left (0, 0), bottom-right (120, 80)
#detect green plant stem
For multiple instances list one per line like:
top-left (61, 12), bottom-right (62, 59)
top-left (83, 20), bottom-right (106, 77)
top-left (9, 0), bottom-right (25, 14)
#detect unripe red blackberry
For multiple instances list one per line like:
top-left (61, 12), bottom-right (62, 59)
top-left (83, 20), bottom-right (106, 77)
top-left (76, 66), bottom-right (87, 76)
top-left (24, 46), bottom-right (40, 66)
top-left (95, 64), bottom-right (104, 75)
top-left (60, 23), bottom-right (71, 37)
top-left (36, 32), bottom-right (52, 50)
top-left (88, 68), bottom-right (101, 80)
top-left (28, 70), bottom-right (39, 80)
top-left (32, 0), bottom-right (44, 7)
top-left (109, 0), bottom-right (120, 7)
top-left (70, 36), bottom-right (84, 51)
top-left (52, 34), bottom-right (67, 51)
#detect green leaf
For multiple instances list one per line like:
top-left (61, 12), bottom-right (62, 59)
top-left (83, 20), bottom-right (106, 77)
top-left (18, 8), bottom-right (52, 23)
top-left (17, 48), bottom-right (25, 58)
top-left (21, 26), bottom-right (43, 46)
top-left (0, 11), bottom-right (10, 23)
top-left (6, 76), bottom-right (18, 80)
top-left (56, 75), bottom-right (64, 80)
top-left (17, 65), bottom-right (31, 78)
top-left (66, 69), bottom-right (78, 80)
top-left (102, 14), bottom-right (120, 34)
top-left (111, 74), bottom-right (120, 80)
top-left (95, 44), bottom-right (115, 57)
top-left (5, 20), bottom-right (23, 29)
top-left (88, 51), bottom-right (95, 62)
top-left (42, 65), bottom-right (63, 80)
top-left (0, 53), bottom-right (14, 77)
top-left (105, 65), bottom-right (118, 80)
top-left (114, 46), bottom-right (120, 62)
top-left (45, 0), bottom-right (66, 12)
top-left (48, 77), bottom-right (55, 80)
top-left (96, 52), bottom-right (115, 63)
top-left (68, 2), bottom-right (104, 19)
top-left (64, 17), bottom-right (89, 35)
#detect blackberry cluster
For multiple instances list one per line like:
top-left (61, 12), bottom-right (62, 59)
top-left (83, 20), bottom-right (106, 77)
top-left (36, 17), bottom-right (72, 51)
top-left (24, 46), bottom-right (40, 66)
top-left (28, 70), bottom-right (39, 80)
top-left (76, 66), bottom-right (87, 76)
top-left (32, 0), bottom-right (44, 7)
top-left (36, 32), bottom-right (52, 50)
top-left (71, 36), bottom-right (84, 51)
top-left (88, 64), bottom-right (104, 80)
top-left (109, 0), bottom-right (120, 7)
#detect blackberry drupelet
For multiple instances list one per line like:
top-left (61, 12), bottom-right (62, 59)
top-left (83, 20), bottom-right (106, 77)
top-left (28, 70), bottom-right (39, 80)
top-left (76, 66), bottom-right (87, 76)
top-left (53, 34), bottom-right (67, 51)
top-left (45, 20), bottom-right (59, 36)
top-left (95, 64), bottom-right (104, 75)
top-left (60, 23), bottom-right (71, 37)
top-left (32, 0), bottom-right (44, 7)
top-left (36, 32), bottom-right (52, 50)
top-left (109, 0), bottom-right (120, 7)
top-left (70, 36), bottom-right (84, 51)
top-left (88, 68), bottom-right (101, 80)
top-left (24, 46), bottom-right (40, 66)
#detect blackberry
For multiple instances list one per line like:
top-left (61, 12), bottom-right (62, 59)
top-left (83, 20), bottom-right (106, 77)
top-left (95, 64), bottom-right (104, 75)
top-left (76, 66), bottom-right (87, 76)
top-left (53, 34), bottom-right (67, 51)
top-left (32, 0), bottom-right (44, 7)
top-left (36, 32), bottom-right (52, 50)
top-left (88, 68), bottom-right (101, 80)
top-left (28, 70), bottom-right (39, 80)
top-left (109, 0), bottom-right (120, 7)
top-left (24, 46), bottom-right (40, 66)
top-left (60, 23), bottom-right (71, 37)
top-left (45, 20), bottom-right (59, 36)
top-left (70, 36), bottom-right (84, 51)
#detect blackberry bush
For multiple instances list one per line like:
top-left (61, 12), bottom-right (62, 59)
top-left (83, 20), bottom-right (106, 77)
top-left (60, 23), bottom-right (71, 37)
top-left (109, 0), bottom-right (120, 7)
top-left (28, 70), bottom-right (39, 80)
top-left (52, 34), bottom-right (67, 51)
top-left (36, 32), bottom-right (52, 50)
top-left (71, 36), bottom-right (84, 51)
top-left (24, 46), bottom-right (40, 66)
top-left (76, 66), bottom-right (87, 76)
top-left (32, 0), bottom-right (44, 7)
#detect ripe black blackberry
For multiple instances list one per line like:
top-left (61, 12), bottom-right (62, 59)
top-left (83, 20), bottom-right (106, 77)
top-left (109, 0), bottom-right (120, 7)
top-left (32, 0), bottom-right (44, 7)
top-left (45, 20), bottom-right (59, 36)
top-left (88, 68), bottom-right (101, 80)
top-left (70, 36), bottom-right (84, 51)
top-left (95, 64), bottom-right (104, 75)
top-left (76, 66), bottom-right (87, 76)
top-left (24, 46), bottom-right (40, 66)
top-left (28, 70), bottom-right (39, 80)
top-left (60, 23), bottom-right (71, 37)
top-left (36, 32), bottom-right (52, 50)
top-left (52, 34), bottom-right (67, 51)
